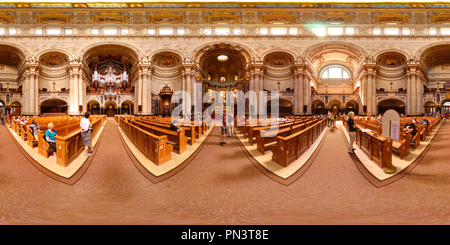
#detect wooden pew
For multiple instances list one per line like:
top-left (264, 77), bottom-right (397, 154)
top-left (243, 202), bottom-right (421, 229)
top-left (392, 130), bottom-right (411, 159)
top-left (130, 120), bottom-right (188, 154)
top-left (36, 116), bottom-right (106, 165)
top-left (134, 118), bottom-right (198, 146)
top-left (246, 118), bottom-right (315, 146)
top-left (118, 117), bottom-right (173, 165)
top-left (256, 123), bottom-right (296, 155)
top-left (355, 126), bottom-right (391, 168)
top-left (54, 116), bottom-right (105, 167)
top-left (270, 118), bottom-right (327, 167)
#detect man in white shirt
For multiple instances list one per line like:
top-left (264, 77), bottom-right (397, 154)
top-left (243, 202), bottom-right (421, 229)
top-left (80, 112), bottom-right (93, 157)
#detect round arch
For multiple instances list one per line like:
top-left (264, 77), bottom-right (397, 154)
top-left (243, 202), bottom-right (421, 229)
top-left (373, 49), bottom-right (411, 62)
top-left (120, 100), bottom-right (134, 115)
top-left (9, 101), bottom-right (22, 116)
top-left (378, 98), bottom-right (406, 115)
top-left (0, 99), bottom-right (5, 115)
top-left (0, 42), bottom-right (30, 61)
top-left (189, 42), bottom-right (257, 63)
top-left (78, 42), bottom-right (143, 65)
top-left (441, 98), bottom-right (450, 106)
top-left (328, 99), bottom-right (342, 107)
top-left (147, 49), bottom-right (186, 63)
top-left (345, 100), bottom-right (359, 115)
top-left (312, 99), bottom-right (326, 105)
top-left (377, 97), bottom-right (406, 105)
top-left (87, 100), bottom-right (101, 115)
top-left (441, 99), bottom-right (450, 116)
top-left (104, 100), bottom-right (118, 117)
top-left (40, 98), bottom-right (68, 114)
top-left (414, 42), bottom-right (450, 61)
top-left (423, 100), bottom-right (436, 107)
top-left (265, 98), bottom-right (293, 116)
top-left (301, 41), bottom-right (369, 62)
top-left (34, 49), bottom-right (74, 62)
top-left (312, 100), bottom-right (326, 115)
top-left (424, 100), bottom-right (437, 116)
top-left (319, 64), bottom-right (352, 79)
top-left (260, 49), bottom-right (298, 64)
top-left (328, 100), bottom-right (342, 115)
top-left (39, 97), bottom-right (69, 106)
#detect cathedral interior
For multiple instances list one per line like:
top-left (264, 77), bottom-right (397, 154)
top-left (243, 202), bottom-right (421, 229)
top-left (1, 0), bottom-right (450, 227)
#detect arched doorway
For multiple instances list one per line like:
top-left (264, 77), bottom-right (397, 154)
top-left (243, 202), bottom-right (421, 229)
top-left (88, 100), bottom-right (101, 115)
top-left (328, 101), bottom-right (341, 115)
top-left (312, 101), bottom-right (325, 115)
top-left (10, 101), bottom-right (21, 116)
top-left (105, 101), bottom-right (117, 117)
top-left (0, 100), bottom-right (4, 115)
top-left (345, 101), bottom-right (359, 115)
top-left (378, 99), bottom-right (405, 115)
top-left (266, 99), bottom-right (292, 116)
top-left (40, 99), bottom-right (68, 114)
top-left (442, 100), bottom-right (450, 115)
top-left (121, 101), bottom-right (133, 115)
top-left (424, 102), bottom-right (436, 116)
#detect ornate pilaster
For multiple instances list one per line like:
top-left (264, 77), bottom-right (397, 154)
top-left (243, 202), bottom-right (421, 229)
top-left (68, 59), bottom-right (82, 115)
top-left (406, 70), bottom-right (411, 115)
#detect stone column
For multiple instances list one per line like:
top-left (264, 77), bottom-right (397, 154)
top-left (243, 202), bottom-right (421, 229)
top-left (147, 73), bottom-right (153, 115)
top-left (192, 74), bottom-right (197, 111)
top-left (78, 73), bottom-right (85, 114)
top-left (416, 75), bottom-right (423, 115)
top-left (260, 73), bottom-right (264, 94)
top-left (185, 70), bottom-right (192, 115)
top-left (249, 72), bottom-right (254, 92)
top-left (23, 74), bottom-right (30, 115)
top-left (362, 74), bottom-right (367, 115)
top-left (372, 72), bottom-right (377, 115)
top-left (181, 71), bottom-right (187, 115)
top-left (366, 72), bottom-right (372, 115)
top-left (306, 78), bottom-right (312, 115)
top-left (142, 71), bottom-right (149, 115)
top-left (68, 73), bottom-right (75, 115)
top-left (303, 74), bottom-right (311, 115)
top-left (138, 72), bottom-right (143, 114)
top-left (34, 72), bottom-right (39, 115)
top-left (29, 73), bottom-right (36, 115)
top-left (294, 72), bottom-right (299, 115)
top-left (410, 71), bottom-right (417, 115)
top-left (73, 73), bottom-right (79, 115)
top-left (406, 72), bottom-right (411, 115)
top-left (254, 72), bottom-right (260, 102)
top-left (133, 75), bottom-right (139, 114)
top-left (298, 72), bottom-right (304, 115)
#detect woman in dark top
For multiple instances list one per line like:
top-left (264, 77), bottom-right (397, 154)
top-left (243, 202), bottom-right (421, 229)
top-left (347, 111), bottom-right (357, 154)
top-left (169, 120), bottom-right (181, 132)
top-left (403, 118), bottom-right (416, 141)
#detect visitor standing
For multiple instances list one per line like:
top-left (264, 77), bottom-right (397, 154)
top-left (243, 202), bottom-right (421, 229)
top-left (227, 112), bottom-right (234, 137)
top-left (80, 112), bottom-right (94, 157)
top-left (347, 111), bottom-right (357, 154)
top-left (220, 113), bottom-right (228, 146)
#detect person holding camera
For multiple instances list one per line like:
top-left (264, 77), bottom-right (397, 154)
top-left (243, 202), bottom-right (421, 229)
top-left (80, 112), bottom-right (94, 157)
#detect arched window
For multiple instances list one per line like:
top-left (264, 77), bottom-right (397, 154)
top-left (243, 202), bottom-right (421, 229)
top-left (321, 67), bottom-right (350, 79)
top-left (444, 101), bottom-right (450, 106)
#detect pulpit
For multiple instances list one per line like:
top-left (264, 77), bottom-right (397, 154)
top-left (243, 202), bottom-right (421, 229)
top-left (158, 82), bottom-right (173, 117)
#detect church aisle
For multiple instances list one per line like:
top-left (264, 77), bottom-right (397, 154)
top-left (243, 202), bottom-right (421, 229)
top-left (1, 120), bottom-right (450, 224)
